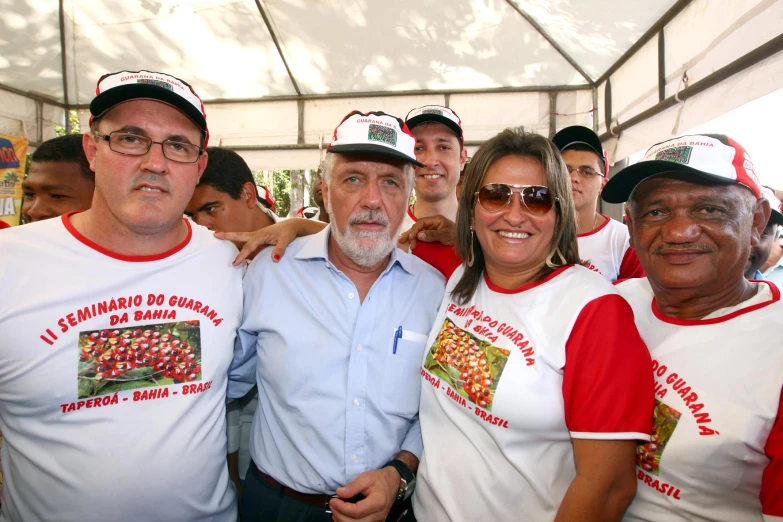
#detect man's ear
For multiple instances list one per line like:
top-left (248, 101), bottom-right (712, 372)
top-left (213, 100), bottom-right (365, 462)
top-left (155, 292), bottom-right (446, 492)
top-left (750, 198), bottom-right (771, 248)
top-left (196, 149), bottom-right (209, 182)
top-left (83, 132), bottom-right (98, 174)
top-left (242, 181), bottom-right (257, 209)
top-left (321, 177), bottom-right (330, 213)
top-left (459, 147), bottom-right (468, 170)
top-left (624, 203), bottom-right (636, 249)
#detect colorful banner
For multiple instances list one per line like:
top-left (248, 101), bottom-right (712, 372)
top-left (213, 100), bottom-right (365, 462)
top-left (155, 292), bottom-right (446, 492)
top-left (0, 133), bottom-right (28, 227)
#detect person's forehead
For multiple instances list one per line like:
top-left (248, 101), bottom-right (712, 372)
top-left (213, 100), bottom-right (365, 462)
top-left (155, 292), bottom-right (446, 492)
top-left (333, 153), bottom-right (407, 174)
top-left (189, 183), bottom-right (235, 205)
top-left (25, 161), bottom-right (87, 185)
top-left (412, 122), bottom-right (459, 142)
top-left (561, 148), bottom-right (601, 166)
top-left (632, 175), bottom-right (741, 203)
top-left (100, 99), bottom-right (201, 135)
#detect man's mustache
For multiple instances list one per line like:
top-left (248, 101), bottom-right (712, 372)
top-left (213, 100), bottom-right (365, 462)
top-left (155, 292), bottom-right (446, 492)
top-left (652, 243), bottom-right (716, 255)
top-left (348, 209), bottom-right (390, 227)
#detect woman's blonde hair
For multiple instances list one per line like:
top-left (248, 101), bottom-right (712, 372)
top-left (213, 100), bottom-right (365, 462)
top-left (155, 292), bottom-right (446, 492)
top-left (452, 127), bottom-right (580, 305)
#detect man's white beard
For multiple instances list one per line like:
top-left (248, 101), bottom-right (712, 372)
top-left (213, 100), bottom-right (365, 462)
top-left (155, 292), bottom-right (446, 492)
top-left (328, 202), bottom-right (397, 268)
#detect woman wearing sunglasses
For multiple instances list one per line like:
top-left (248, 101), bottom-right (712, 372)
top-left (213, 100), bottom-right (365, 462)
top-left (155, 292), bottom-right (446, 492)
top-left (411, 128), bottom-right (654, 522)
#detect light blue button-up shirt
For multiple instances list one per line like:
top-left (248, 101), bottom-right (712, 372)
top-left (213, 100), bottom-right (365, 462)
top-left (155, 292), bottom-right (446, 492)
top-left (228, 226), bottom-right (445, 494)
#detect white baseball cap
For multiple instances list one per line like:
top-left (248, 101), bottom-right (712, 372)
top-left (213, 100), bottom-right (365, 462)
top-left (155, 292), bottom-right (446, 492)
top-left (603, 134), bottom-right (761, 203)
top-left (90, 70), bottom-right (209, 147)
top-left (405, 105), bottom-right (464, 145)
top-left (328, 111), bottom-right (424, 167)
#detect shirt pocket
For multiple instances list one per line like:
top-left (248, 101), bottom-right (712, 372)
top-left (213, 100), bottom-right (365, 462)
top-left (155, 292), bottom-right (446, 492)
top-left (382, 328), bottom-right (429, 418)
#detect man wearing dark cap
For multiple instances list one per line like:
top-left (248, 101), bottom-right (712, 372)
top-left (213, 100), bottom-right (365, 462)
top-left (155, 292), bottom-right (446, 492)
top-left (553, 125), bottom-right (644, 282)
top-left (0, 71), bottom-right (242, 521)
top-left (402, 105), bottom-right (468, 228)
top-left (230, 111), bottom-right (445, 522)
top-left (601, 134), bottom-right (783, 522)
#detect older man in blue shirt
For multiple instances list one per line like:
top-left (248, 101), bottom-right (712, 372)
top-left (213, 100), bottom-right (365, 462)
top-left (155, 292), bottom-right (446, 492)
top-left (229, 111), bottom-right (446, 522)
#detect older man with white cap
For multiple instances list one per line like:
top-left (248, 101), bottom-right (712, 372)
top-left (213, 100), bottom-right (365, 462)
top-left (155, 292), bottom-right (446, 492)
top-left (229, 111), bottom-right (445, 522)
top-left (0, 70), bottom-right (242, 521)
top-left (601, 134), bottom-right (783, 522)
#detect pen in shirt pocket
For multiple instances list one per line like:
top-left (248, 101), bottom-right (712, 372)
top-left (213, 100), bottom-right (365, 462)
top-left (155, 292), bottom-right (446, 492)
top-left (392, 327), bottom-right (428, 354)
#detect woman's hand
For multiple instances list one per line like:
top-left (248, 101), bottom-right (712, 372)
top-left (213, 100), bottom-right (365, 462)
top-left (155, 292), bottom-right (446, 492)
top-left (215, 218), bottom-right (327, 265)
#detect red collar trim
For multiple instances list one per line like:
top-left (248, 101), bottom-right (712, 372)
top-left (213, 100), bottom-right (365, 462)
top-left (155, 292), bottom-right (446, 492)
top-left (577, 214), bottom-right (610, 238)
top-left (407, 205), bottom-right (417, 222)
top-left (651, 281), bottom-right (780, 325)
top-left (483, 265), bottom-right (573, 294)
top-left (62, 211), bottom-right (192, 262)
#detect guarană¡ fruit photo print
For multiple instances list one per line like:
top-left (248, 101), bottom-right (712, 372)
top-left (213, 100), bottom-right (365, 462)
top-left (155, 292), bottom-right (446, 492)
top-left (77, 321), bottom-right (202, 399)
top-left (636, 400), bottom-right (682, 475)
top-left (424, 318), bottom-right (510, 411)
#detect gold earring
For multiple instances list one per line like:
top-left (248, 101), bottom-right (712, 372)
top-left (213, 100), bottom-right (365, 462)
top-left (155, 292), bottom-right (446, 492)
top-left (467, 227), bottom-right (475, 267)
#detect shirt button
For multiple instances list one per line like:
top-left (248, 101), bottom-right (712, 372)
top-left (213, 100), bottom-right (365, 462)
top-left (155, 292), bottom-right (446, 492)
top-left (347, 292), bottom-right (355, 299)
top-left (351, 455), bottom-right (358, 462)
top-left (353, 399), bottom-right (360, 406)
top-left (356, 345), bottom-right (363, 352)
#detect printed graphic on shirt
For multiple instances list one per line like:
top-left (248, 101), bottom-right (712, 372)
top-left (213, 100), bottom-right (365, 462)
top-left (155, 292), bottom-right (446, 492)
top-left (423, 318), bottom-right (510, 410)
top-left (636, 400), bottom-right (681, 475)
top-left (77, 321), bottom-right (202, 399)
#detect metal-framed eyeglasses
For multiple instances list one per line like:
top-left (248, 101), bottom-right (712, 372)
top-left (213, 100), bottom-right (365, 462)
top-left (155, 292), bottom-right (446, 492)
top-left (93, 130), bottom-right (203, 164)
top-left (475, 183), bottom-right (557, 215)
top-left (566, 165), bottom-right (604, 179)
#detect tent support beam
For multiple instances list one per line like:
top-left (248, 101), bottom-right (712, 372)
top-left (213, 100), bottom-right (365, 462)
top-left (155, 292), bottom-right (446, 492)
top-left (254, 0), bottom-right (301, 96)
top-left (658, 29), bottom-right (666, 102)
top-left (504, 0), bottom-right (593, 84)
top-left (600, 34), bottom-right (783, 141)
top-left (548, 92), bottom-right (557, 138)
top-left (67, 84), bottom-right (590, 108)
top-left (595, 0), bottom-right (695, 86)
top-left (591, 86), bottom-right (599, 131)
top-left (225, 139), bottom-right (488, 152)
top-left (58, 0), bottom-right (71, 132)
top-left (0, 83), bottom-right (65, 107)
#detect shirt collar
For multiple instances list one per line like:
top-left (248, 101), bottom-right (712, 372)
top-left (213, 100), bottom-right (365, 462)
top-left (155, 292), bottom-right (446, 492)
top-left (294, 224), bottom-right (414, 275)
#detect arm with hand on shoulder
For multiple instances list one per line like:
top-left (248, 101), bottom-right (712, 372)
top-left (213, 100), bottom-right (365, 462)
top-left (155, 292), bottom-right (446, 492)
top-left (398, 215), bottom-right (457, 252)
top-left (215, 218), bottom-right (326, 265)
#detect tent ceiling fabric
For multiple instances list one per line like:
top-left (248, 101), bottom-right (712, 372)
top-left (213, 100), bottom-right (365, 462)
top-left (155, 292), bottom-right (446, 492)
top-left (2, 0), bottom-right (782, 172)
top-left (2, 0), bottom-right (678, 104)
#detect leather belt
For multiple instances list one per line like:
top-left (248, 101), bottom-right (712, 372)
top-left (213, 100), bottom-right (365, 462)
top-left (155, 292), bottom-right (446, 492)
top-left (251, 462), bottom-right (333, 509)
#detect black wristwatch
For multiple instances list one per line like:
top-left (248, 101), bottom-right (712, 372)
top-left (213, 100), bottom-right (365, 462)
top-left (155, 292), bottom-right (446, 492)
top-left (384, 459), bottom-right (416, 501)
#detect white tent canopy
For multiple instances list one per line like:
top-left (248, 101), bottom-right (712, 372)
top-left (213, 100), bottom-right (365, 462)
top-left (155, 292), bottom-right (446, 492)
top-left (1, 0), bottom-right (782, 170)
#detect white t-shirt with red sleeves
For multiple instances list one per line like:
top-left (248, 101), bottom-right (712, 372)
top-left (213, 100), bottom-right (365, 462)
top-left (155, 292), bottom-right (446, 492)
top-left (413, 264), bottom-right (654, 522)
top-left (401, 205), bottom-right (417, 233)
top-left (0, 214), bottom-right (243, 522)
top-left (616, 278), bottom-right (783, 522)
top-left (578, 214), bottom-right (644, 282)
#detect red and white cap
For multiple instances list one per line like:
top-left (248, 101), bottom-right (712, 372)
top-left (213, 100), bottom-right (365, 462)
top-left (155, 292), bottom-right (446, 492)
top-left (257, 185), bottom-right (276, 213)
top-left (761, 185), bottom-right (783, 226)
top-left (328, 111), bottom-right (424, 167)
top-left (602, 134), bottom-right (761, 203)
top-left (90, 70), bottom-right (209, 147)
top-left (405, 105), bottom-right (464, 146)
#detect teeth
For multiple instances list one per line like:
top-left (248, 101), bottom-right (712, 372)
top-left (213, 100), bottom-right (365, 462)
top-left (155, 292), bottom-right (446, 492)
top-left (139, 187), bottom-right (162, 192)
top-left (422, 175), bottom-right (441, 179)
top-left (497, 231), bottom-right (530, 239)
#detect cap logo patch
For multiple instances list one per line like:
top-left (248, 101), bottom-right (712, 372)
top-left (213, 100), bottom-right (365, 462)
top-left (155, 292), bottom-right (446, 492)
top-left (138, 78), bottom-right (174, 91)
top-left (368, 124), bottom-right (397, 146)
top-left (655, 146), bottom-right (692, 165)
top-left (422, 109), bottom-right (444, 116)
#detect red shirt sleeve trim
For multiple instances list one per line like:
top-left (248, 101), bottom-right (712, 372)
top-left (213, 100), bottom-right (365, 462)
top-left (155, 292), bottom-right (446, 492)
top-left (407, 205), bottom-right (417, 222)
top-left (762, 385), bottom-right (783, 517)
top-left (62, 211), bottom-right (193, 262)
top-left (563, 294), bottom-right (654, 436)
top-left (411, 241), bottom-right (461, 279)
top-left (483, 265), bottom-right (573, 294)
top-left (618, 246), bottom-right (645, 279)
top-left (651, 281), bottom-right (780, 325)
top-left (577, 213), bottom-right (611, 238)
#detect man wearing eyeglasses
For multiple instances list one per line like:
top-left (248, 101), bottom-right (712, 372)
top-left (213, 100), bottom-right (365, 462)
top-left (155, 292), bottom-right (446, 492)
top-left (0, 71), bottom-right (242, 521)
top-left (553, 126), bottom-right (644, 282)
